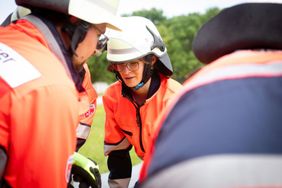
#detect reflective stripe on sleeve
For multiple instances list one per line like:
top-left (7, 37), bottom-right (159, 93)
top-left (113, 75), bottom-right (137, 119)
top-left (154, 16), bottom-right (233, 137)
top-left (108, 178), bottom-right (131, 188)
top-left (104, 137), bottom-right (131, 156)
top-left (76, 123), bottom-right (91, 139)
top-left (185, 61), bottom-right (282, 93)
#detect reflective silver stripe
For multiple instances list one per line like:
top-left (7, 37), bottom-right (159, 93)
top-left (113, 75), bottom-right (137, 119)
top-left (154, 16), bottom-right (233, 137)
top-left (76, 123), bottom-right (91, 139)
top-left (104, 138), bottom-right (131, 156)
top-left (161, 61), bottom-right (282, 127)
top-left (142, 155), bottom-right (282, 188)
top-left (108, 47), bottom-right (137, 54)
top-left (186, 61), bottom-right (282, 92)
top-left (108, 178), bottom-right (130, 188)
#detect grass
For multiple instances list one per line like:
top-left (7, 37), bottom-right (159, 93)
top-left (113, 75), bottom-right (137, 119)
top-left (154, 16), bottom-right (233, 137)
top-left (79, 104), bottom-right (141, 173)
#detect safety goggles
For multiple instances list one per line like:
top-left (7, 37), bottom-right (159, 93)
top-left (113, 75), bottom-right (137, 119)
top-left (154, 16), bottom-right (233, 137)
top-left (112, 60), bottom-right (143, 73)
top-left (94, 26), bottom-right (108, 54)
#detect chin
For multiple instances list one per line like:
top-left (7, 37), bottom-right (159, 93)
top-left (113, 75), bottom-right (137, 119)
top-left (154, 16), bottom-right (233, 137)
top-left (124, 82), bottom-right (137, 88)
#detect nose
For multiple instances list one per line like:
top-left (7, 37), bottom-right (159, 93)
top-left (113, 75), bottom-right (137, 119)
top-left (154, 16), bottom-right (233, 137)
top-left (123, 66), bottom-right (131, 74)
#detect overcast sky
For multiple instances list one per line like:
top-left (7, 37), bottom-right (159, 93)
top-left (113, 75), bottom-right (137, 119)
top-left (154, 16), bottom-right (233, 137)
top-left (117, 0), bottom-right (282, 17)
top-left (1, 0), bottom-right (282, 23)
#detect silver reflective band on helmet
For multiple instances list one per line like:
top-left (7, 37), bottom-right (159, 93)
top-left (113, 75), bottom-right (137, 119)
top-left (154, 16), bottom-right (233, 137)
top-left (16, 0), bottom-right (122, 30)
top-left (106, 16), bottom-right (173, 76)
top-left (108, 47), bottom-right (137, 55)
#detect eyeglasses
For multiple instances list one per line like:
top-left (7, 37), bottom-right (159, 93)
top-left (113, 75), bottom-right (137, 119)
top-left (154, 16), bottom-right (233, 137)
top-left (96, 34), bottom-right (108, 52)
top-left (94, 26), bottom-right (108, 53)
top-left (114, 61), bottom-right (140, 72)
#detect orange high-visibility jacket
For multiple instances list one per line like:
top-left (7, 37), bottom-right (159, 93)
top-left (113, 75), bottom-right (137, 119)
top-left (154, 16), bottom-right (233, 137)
top-left (0, 19), bottom-right (78, 187)
top-left (103, 75), bottom-right (183, 159)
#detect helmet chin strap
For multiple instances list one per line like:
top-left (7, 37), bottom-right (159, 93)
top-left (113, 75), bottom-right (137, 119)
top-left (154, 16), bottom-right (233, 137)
top-left (70, 21), bottom-right (90, 55)
top-left (133, 82), bottom-right (144, 90)
top-left (132, 63), bottom-right (153, 91)
top-left (62, 20), bottom-right (90, 56)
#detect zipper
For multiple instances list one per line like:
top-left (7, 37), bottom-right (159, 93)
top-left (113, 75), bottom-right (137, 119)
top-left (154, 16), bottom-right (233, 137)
top-left (136, 106), bottom-right (145, 152)
top-left (124, 93), bottom-right (146, 153)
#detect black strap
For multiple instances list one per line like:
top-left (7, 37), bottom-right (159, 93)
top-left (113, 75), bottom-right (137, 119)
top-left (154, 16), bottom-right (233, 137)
top-left (70, 21), bottom-right (90, 55)
top-left (23, 14), bottom-right (85, 92)
top-left (23, 15), bottom-right (71, 78)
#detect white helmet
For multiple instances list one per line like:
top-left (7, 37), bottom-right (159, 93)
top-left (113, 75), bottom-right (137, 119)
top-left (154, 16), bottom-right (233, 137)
top-left (15, 0), bottom-right (122, 30)
top-left (106, 16), bottom-right (173, 76)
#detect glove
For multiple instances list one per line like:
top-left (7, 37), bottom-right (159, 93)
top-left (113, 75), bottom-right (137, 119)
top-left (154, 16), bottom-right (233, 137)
top-left (68, 152), bottom-right (101, 188)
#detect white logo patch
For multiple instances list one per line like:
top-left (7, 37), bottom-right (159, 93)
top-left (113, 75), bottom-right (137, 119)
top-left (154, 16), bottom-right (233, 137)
top-left (0, 42), bottom-right (41, 88)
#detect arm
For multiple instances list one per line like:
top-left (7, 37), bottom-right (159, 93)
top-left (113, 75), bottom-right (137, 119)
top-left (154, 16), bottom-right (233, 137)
top-left (103, 88), bottom-right (132, 188)
top-left (76, 64), bottom-right (98, 151)
top-left (108, 148), bottom-right (132, 188)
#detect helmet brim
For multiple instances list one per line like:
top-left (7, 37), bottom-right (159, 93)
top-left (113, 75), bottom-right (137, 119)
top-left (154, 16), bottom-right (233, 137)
top-left (158, 53), bottom-right (173, 76)
top-left (69, 0), bottom-right (122, 31)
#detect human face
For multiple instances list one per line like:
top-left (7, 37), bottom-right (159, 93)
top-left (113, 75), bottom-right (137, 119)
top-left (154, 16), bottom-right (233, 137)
top-left (72, 24), bottom-right (106, 70)
top-left (115, 59), bottom-right (145, 88)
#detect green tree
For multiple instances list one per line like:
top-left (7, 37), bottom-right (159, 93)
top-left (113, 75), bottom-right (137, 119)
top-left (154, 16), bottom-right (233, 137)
top-left (87, 53), bottom-right (115, 83)
top-left (125, 8), bottom-right (167, 25)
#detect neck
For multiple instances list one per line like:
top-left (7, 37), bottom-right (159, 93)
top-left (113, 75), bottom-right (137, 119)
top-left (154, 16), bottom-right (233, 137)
top-left (131, 78), bottom-right (151, 105)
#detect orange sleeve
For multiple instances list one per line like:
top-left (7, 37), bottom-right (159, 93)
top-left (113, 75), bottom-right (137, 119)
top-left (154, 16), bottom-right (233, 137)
top-left (78, 64), bottom-right (98, 126)
top-left (103, 86), bottom-right (124, 144)
top-left (83, 64), bottom-right (97, 106)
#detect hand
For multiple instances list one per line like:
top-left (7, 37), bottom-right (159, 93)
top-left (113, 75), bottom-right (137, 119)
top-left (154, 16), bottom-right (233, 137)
top-left (68, 153), bottom-right (101, 188)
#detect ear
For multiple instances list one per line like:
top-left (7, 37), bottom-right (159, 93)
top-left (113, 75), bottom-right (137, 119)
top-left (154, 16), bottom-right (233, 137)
top-left (151, 55), bottom-right (157, 65)
top-left (69, 16), bottom-right (79, 24)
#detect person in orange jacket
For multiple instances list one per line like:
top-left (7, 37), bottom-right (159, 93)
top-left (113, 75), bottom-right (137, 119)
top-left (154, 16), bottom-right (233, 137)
top-left (139, 3), bottom-right (282, 188)
top-left (0, 0), bottom-right (122, 187)
top-left (102, 16), bottom-right (183, 188)
top-left (2, 5), bottom-right (99, 152)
